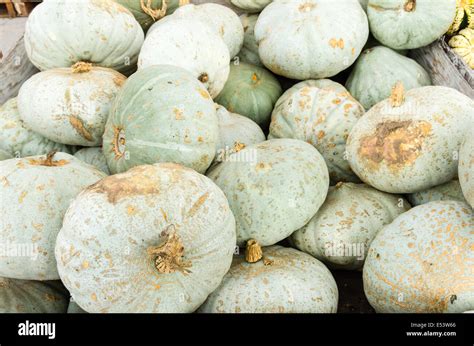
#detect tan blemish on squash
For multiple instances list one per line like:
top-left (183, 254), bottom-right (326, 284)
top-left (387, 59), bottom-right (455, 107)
top-left (28, 151), bottom-right (69, 167)
top-left (18, 191), bottom-right (28, 203)
top-left (234, 141), bottom-right (246, 152)
top-left (187, 192), bottom-right (209, 217)
top-left (82, 261), bottom-right (89, 269)
top-left (298, 2), bottom-right (315, 12)
top-left (160, 208), bottom-right (169, 222)
top-left (198, 88), bottom-right (210, 99)
top-left (113, 76), bottom-right (125, 87)
top-left (91, 293), bottom-right (97, 301)
top-left (317, 130), bottom-right (325, 140)
top-left (390, 81), bottom-right (405, 107)
top-left (404, 0), bottom-right (416, 12)
top-left (71, 61), bottom-right (93, 73)
top-left (69, 116), bottom-right (93, 141)
top-left (358, 120), bottom-right (432, 171)
top-left (173, 108), bottom-right (184, 120)
top-left (44, 294), bottom-right (60, 302)
top-left (255, 162), bottom-right (272, 172)
top-left (329, 38), bottom-right (345, 49)
top-left (127, 205), bottom-right (138, 215)
top-left (32, 223), bottom-right (43, 231)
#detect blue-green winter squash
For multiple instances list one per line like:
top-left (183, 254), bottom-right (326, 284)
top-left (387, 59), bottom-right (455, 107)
top-left (459, 133), bottom-right (474, 208)
top-left (172, 3), bottom-right (244, 58)
top-left (269, 79), bottom-right (365, 183)
top-left (346, 46), bottom-right (431, 110)
top-left (407, 180), bottom-right (467, 206)
top-left (74, 147), bottom-right (110, 175)
top-left (0, 279), bottom-right (69, 313)
top-left (0, 150), bottom-right (12, 161)
top-left (0, 152), bottom-right (106, 280)
top-left (55, 163), bottom-right (236, 313)
top-left (139, 17), bottom-right (230, 98)
top-left (359, 0), bottom-right (368, 11)
top-left (67, 298), bottom-right (87, 313)
top-left (363, 201), bottom-right (474, 313)
top-left (215, 62), bottom-right (282, 126)
top-left (18, 63), bottom-right (126, 147)
top-left (347, 85), bottom-right (474, 193)
top-left (0, 98), bottom-right (71, 157)
top-left (254, 0), bottom-right (369, 80)
top-left (199, 246), bottom-right (338, 313)
top-left (230, 0), bottom-right (272, 13)
top-left (214, 105), bottom-right (265, 164)
top-left (291, 183), bottom-right (410, 270)
top-left (24, 0), bottom-right (144, 73)
top-left (207, 138), bottom-right (329, 258)
top-left (238, 14), bottom-right (263, 67)
top-left (103, 65), bottom-right (218, 175)
top-left (367, 0), bottom-right (457, 50)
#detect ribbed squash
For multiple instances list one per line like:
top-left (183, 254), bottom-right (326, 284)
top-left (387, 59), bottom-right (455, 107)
top-left (407, 180), bottom-right (467, 206)
top-left (74, 147), bottom-right (110, 175)
top-left (199, 246), bottom-right (338, 313)
top-left (230, 0), bottom-right (272, 13)
top-left (449, 28), bottom-right (474, 69)
top-left (55, 163), bottom-right (236, 313)
top-left (459, 133), bottom-right (474, 208)
top-left (363, 201), bottom-right (474, 313)
top-left (447, 0), bottom-right (474, 35)
top-left (215, 62), bottom-right (282, 127)
top-left (103, 65), bottom-right (218, 174)
top-left (238, 14), bottom-right (263, 67)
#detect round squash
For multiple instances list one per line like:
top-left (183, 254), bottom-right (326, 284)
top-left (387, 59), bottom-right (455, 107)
top-left (0, 98), bottom-right (71, 157)
top-left (215, 105), bottom-right (265, 164)
top-left (199, 246), bottom-right (338, 313)
top-left (18, 63), bottom-right (126, 147)
top-left (103, 65), bottom-right (218, 174)
top-left (407, 180), bottom-right (467, 206)
top-left (74, 147), bottom-right (110, 175)
top-left (367, 0), bottom-right (457, 50)
top-left (238, 14), bottom-right (263, 67)
top-left (0, 278), bottom-right (69, 313)
top-left (291, 183), bottom-right (410, 270)
top-left (55, 163), bottom-right (236, 313)
top-left (346, 85), bottom-right (474, 193)
top-left (459, 132), bottom-right (474, 208)
top-left (207, 138), bottom-right (329, 249)
top-left (363, 200), bottom-right (474, 313)
top-left (449, 28), bottom-right (474, 69)
top-left (172, 3), bottom-right (244, 58)
top-left (0, 152), bottom-right (106, 280)
top-left (269, 79), bottom-right (365, 183)
top-left (230, 0), bottom-right (272, 13)
top-left (115, 0), bottom-right (185, 32)
top-left (138, 17), bottom-right (230, 98)
top-left (254, 0), bottom-right (369, 80)
top-left (24, 0), bottom-right (144, 73)
top-left (215, 62), bottom-right (282, 126)
top-left (346, 46), bottom-right (431, 110)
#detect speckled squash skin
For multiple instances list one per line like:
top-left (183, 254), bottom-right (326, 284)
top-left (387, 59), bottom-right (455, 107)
top-left (139, 18), bottom-right (230, 98)
top-left (215, 105), bottom-right (265, 163)
top-left (238, 14), bottom-right (263, 67)
top-left (459, 133), bottom-right (474, 208)
top-left (103, 65), bottom-right (218, 175)
top-left (0, 98), bottom-right (71, 157)
top-left (0, 279), bottom-right (69, 313)
top-left (0, 153), bottom-right (106, 280)
top-left (18, 67), bottom-right (126, 147)
top-left (67, 299), bottom-right (87, 313)
top-left (24, 0), bottom-right (144, 73)
top-left (269, 80), bottom-right (365, 183)
top-left (346, 46), bottom-right (431, 110)
top-left (215, 62), bottom-right (282, 126)
top-left (207, 138), bottom-right (329, 246)
top-left (291, 183), bottom-right (410, 270)
top-left (407, 180), bottom-right (467, 206)
top-left (74, 147), bottom-right (110, 175)
top-left (254, 0), bottom-right (369, 80)
top-left (363, 201), bottom-right (474, 313)
top-left (367, 0), bottom-right (457, 50)
top-left (346, 86), bottom-right (474, 193)
top-left (173, 4), bottom-right (244, 58)
top-left (199, 246), bottom-right (338, 313)
top-left (55, 163), bottom-right (236, 313)
top-left (230, 0), bottom-right (272, 13)
top-left (115, 0), bottom-right (182, 32)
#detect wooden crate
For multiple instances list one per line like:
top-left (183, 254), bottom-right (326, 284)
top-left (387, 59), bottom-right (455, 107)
top-left (0, 0), bottom-right (39, 18)
top-left (0, 1), bottom-right (16, 18)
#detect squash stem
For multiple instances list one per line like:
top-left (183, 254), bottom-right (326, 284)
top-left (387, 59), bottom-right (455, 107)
top-left (245, 239), bottom-right (263, 263)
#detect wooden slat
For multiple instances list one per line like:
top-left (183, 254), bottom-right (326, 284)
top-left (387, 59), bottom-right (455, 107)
top-left (0, 1), bottom-right (16, 18)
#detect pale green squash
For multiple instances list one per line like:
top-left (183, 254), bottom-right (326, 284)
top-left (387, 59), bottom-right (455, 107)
top-left (407, 180), bottom-right (467, 206)
top-left (0, 278), bottom-right (69, 313)
top-left (74, 147), bottom-right (110, 175)
top-left (459, 133), bottom-right (474, 208)
top-left (67, 299), bottom-right (87, 314)
top-left (237, 14), bottom-right (263, 67)
top-left (291, 183), bottom-right (410, 270)
top-left (207, 138), bottom-right (329, 247)
top-left (230, 0), bottom-right (272, 13)
top-left (363, 201), bottom-right (474, 312)
top-left (199, 246), bottom-right (338, 313)
top-left (269, 80), bottom-right (365, 183)
top-left (0, 149), bottom-right (12, 161)
top-left (367, 0), bottom-right (457, 50)
top-left (346, 46), bottom-right (431, 110)
top-left (55, 163), bottom-right (236, 313)
top-left (0, 98), bottom-right (72, 157)
top-left (103, 65), bottom-right (218, 175)
top-left (215, 62), bottom-right (282, 126)
top-left (0, 152), bottom-right (106, 280)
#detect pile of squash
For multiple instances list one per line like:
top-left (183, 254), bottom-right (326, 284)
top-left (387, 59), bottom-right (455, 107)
top-left (0, 0), bottom-right (472, 314)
